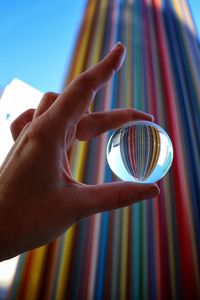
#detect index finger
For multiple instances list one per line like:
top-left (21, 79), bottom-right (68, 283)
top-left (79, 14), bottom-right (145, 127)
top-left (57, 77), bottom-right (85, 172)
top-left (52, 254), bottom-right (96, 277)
top-left (48, 43), bottom-right (126, 127)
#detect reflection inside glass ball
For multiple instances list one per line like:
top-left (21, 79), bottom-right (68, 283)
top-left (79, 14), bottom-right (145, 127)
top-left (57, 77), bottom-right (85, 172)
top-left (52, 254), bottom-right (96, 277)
top-left (107, 121), bottom-right (173, 184)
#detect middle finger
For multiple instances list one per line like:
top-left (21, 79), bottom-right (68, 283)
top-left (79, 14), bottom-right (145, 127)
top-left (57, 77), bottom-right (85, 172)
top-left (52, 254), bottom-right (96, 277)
top-left (76, 108), bottom-right (154, 141)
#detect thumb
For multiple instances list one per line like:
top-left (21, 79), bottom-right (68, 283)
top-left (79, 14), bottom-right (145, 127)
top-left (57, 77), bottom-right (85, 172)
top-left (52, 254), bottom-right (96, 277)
top-left (80, 182), bottom-right (160, 217)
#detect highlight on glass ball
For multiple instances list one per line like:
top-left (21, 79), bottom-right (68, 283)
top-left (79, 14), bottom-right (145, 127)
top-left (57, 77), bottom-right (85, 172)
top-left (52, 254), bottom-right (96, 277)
top-left (107, 120), bottom-right (173, 184)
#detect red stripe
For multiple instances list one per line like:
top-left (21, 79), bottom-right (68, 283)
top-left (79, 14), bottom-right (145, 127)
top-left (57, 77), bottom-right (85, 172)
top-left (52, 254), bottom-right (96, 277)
top-left (153, 0), bottom-right (197, 298)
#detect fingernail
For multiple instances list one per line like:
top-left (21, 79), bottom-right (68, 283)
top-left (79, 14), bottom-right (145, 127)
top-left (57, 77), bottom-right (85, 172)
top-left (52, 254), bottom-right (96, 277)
top-left (108, 43), bottom-right (126, 71)
top-left (110, 42), bottom-right (123, 52)
top-left (146, 113), bottom-right (154, 122)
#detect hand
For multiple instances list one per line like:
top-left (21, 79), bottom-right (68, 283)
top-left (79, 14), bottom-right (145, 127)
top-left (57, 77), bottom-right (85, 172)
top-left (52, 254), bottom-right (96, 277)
top-left (0, 43), bottom-right (159, 260)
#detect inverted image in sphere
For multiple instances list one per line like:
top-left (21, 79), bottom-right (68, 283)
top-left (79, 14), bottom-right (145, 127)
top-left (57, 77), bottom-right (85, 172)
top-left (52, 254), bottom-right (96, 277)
top-left (107, 121), bottom-right (173, 184)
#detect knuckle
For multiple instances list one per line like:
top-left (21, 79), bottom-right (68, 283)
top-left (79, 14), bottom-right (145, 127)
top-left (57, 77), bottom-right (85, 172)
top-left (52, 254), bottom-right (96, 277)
top-left (74, 73), bottom-right (96, 97)
top-left (72, 185), bottom-right (90, 218)
top-left (25, 108), bottom-right (35, 115)
top-left (42, 91), bottom-right (58, 100)
top-left (25, 119), bottom-right (47, 142)
top-left (117, 184), bottom-right (133, 208)
top-left (10, 119), bottom-right (17, 132)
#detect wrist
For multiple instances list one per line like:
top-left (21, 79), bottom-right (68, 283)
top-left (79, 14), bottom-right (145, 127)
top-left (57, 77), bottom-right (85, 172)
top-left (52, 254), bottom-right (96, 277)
top-left (0, 198), bottom-right (21, 261)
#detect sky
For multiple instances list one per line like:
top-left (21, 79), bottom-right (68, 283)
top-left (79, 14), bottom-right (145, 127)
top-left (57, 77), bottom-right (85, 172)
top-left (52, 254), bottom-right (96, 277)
top-left (188, 0), bottom-right (200, 37)
top-left (0, 0), bottom-right (87, 93)
top-left (0, 0), bottom-right (199, 94)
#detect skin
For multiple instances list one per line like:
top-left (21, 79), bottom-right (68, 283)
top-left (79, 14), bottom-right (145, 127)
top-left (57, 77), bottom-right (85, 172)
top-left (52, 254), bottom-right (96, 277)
top-left (0, 43), bottom-right (159, 261)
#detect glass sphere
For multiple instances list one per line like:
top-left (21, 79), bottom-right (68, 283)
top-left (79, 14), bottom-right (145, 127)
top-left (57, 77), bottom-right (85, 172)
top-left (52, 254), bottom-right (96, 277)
top-left (107, 121), bottom-right (173, 184)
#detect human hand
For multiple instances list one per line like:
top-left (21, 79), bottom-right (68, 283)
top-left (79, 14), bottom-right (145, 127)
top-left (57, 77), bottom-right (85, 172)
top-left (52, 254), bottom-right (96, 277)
top-left (0, 43), bottom-right (159, 260)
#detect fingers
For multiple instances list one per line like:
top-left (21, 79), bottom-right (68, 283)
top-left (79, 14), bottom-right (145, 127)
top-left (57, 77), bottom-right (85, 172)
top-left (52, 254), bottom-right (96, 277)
top-left (10, 109), bottom-right (35, 141)
top-left (79, 182), bottom-right (160, 217)
top-left (47, 43), bottom-right (126, 129)
top-left (33, 92), bottom-right (59, 119)
top-left (76, 108), bottom-right (154, 141)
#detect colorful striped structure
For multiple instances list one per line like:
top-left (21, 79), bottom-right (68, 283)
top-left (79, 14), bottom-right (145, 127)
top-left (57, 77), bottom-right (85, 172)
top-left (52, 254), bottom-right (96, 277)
top-left (5, 0), bottom-right (200, 299)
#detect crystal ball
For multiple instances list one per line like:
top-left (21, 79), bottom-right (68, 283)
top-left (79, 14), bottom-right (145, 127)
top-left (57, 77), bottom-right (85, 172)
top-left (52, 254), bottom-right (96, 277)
top-left (107, 121), bottom-right (173, 183)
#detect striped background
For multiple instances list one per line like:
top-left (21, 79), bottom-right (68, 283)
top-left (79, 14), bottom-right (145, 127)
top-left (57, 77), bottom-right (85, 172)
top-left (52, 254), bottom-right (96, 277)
top-left (5, 0), bottom-right (200, 299)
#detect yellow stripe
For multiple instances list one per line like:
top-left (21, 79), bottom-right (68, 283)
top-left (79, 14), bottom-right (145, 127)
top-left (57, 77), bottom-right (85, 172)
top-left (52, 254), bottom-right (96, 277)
top-left (55, 1), bottom-right (100, 296)
top-left (68, 0), bottom-right (98, 82)
top-left (88, 0), bottom-right (108, 67)
top-left (55, 225), bottom-right (76, 300)
top-left (24, 246), bottom-right (47, 300)
top-left (145, 127), bottom-right (160, 178)
top-left (88, 0), bottom-right (108, 113)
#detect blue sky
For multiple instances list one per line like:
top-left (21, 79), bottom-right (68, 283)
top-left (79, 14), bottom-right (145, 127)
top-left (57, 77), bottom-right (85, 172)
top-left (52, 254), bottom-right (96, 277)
top-left (0, 0), bottom-right (199, 93)
top-left (0, 0), bottom-right (87, 93)
top-left (188, 0), bottom-right (200, 37)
